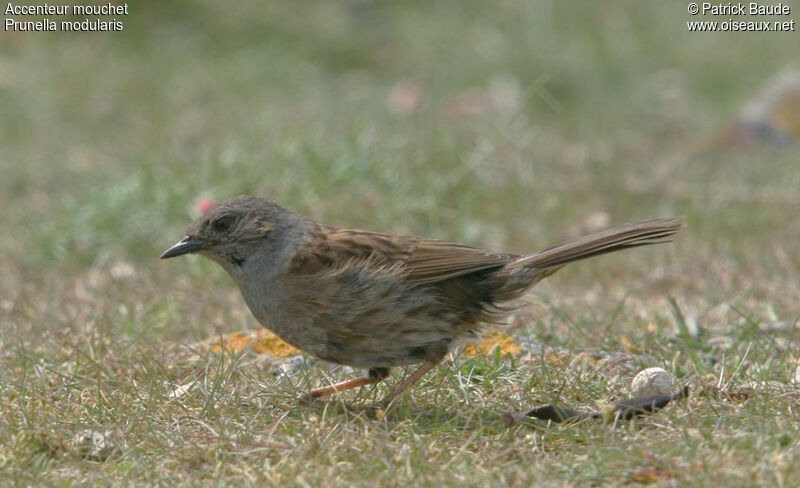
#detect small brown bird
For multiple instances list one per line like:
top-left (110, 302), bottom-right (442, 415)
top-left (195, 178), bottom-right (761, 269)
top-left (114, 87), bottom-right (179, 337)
top-left (162, 196), bottom-right (681, 407)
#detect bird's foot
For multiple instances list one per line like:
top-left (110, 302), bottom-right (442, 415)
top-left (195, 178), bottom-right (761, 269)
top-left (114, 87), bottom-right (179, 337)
top-left (298, 392), bottom-right (322, 406)
top-left (297, 393), bottom-right (386, 418)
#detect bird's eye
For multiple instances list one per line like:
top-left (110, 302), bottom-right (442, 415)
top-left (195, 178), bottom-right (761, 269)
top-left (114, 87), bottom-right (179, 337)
top-left (211, 215), bottom-right (236, 232)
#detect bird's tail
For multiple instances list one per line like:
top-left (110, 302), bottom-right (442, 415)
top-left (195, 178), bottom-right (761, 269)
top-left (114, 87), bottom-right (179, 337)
top-left (478, 217), bottom-right (682, 319)
top-left (512, 217), bottom-right (683, 270)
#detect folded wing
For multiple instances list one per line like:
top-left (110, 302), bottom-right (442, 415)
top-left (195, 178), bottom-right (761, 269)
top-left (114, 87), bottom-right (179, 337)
top-left (288, 225), bottom-right (515, 285)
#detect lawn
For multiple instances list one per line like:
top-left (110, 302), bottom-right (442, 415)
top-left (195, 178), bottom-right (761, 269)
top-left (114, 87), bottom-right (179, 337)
top-left (1, 1), bottom-right (799, 486)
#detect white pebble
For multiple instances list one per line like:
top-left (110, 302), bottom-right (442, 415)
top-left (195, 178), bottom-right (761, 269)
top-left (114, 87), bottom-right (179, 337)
top-left (631, 367), bottom-right (675, 397)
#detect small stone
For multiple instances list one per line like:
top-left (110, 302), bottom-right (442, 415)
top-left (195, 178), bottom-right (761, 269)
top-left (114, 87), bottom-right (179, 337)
top-left (631, 367), bottom-right (675, 397)
top-left (73, 429), bottom-right (115, 460)
top-left (168, 380), bottom-right (196, 400)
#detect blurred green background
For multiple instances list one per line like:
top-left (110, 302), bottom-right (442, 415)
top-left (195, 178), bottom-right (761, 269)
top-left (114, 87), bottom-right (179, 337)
top-left (2, 0), bottom-right (797, 274)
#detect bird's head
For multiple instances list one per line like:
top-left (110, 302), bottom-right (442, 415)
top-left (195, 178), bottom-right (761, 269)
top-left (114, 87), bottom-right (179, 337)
top-left (161, 195), bottom-right (288, 273)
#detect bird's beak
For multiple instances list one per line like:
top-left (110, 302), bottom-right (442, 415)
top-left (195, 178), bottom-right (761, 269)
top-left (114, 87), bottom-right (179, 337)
top-left (160, 236), bottom-right (205, 259)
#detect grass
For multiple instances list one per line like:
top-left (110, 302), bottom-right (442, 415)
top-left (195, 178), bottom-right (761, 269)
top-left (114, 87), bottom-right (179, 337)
top-left (2, 0), bottom-right (800, 485)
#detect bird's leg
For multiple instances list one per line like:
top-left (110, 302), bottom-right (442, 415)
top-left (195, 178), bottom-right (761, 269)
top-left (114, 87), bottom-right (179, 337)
top-left (378, 360), bottom-right (439, 408)
top-left (301, 377), bottom-right (373, 402)
top-left (301, 367), bottom-right (389, 403)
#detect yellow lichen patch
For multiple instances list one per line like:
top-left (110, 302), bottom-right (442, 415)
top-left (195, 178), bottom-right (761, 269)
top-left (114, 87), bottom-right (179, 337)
top-left (771, 92), bottom-right (800, 141)
top-left (619, 334), bottom-right (639, 354)
top-left (543, 351), bottom-right (569, 367)
top-left (249, 329), bottom-right (302, 356)
top-left (569, 351), bottom-right (602, 367)
top-left (462, 331), bottom-right (522, 357)
top-left (210, 329), bottom-right (301, 357)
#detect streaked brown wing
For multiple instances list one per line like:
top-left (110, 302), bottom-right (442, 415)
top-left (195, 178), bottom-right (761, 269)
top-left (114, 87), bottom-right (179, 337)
top-left (397, 237), bottom-right (515, 285)
top-left (289, 225), bottom-right (515, 285)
